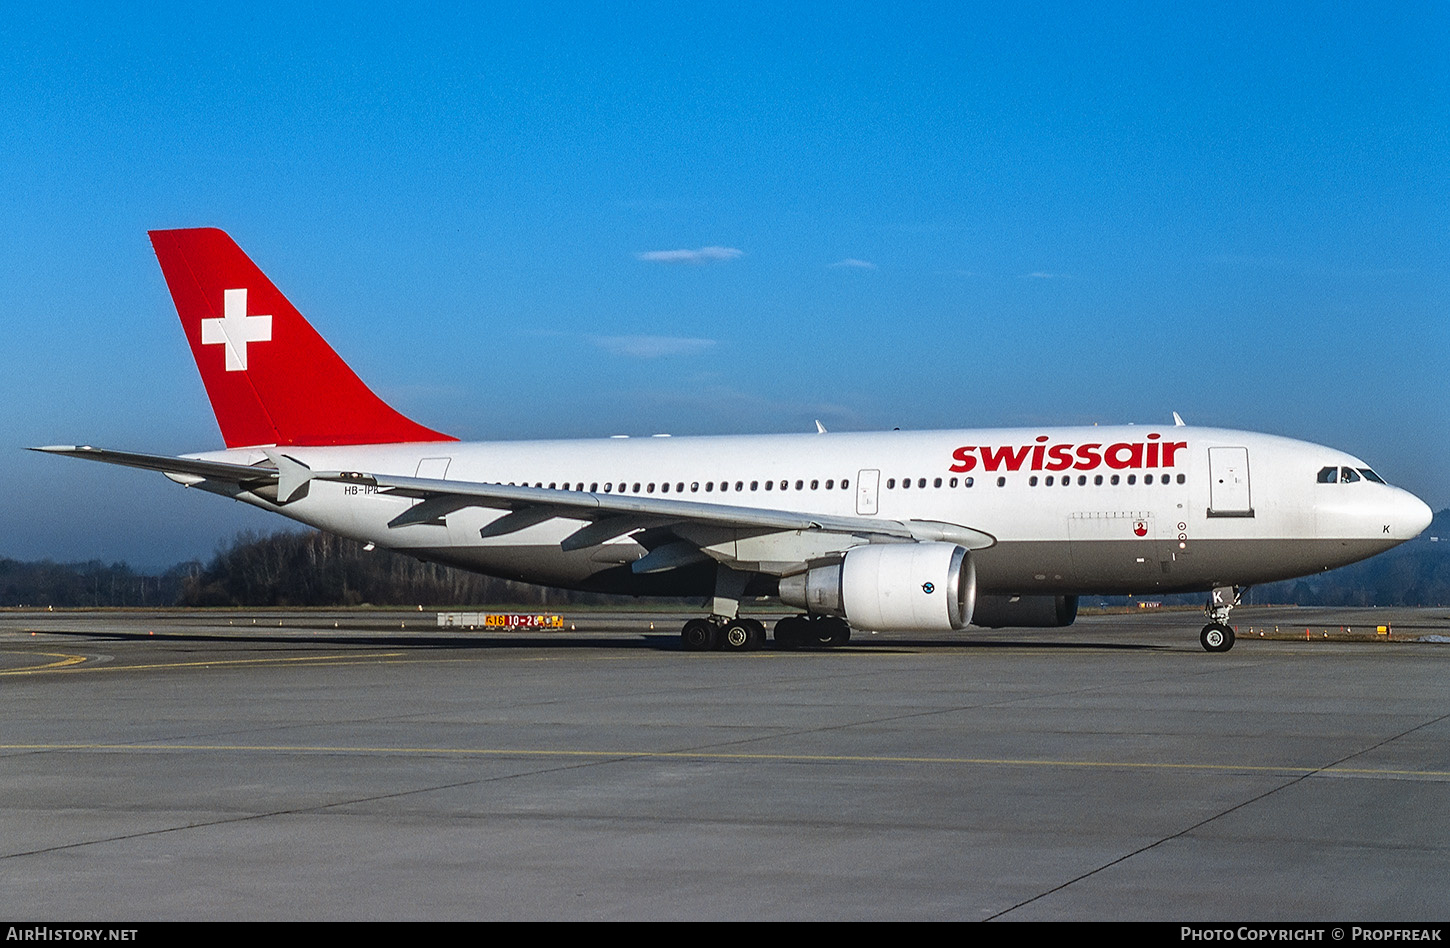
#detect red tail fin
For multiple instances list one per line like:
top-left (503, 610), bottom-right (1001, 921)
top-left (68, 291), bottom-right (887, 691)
top-left (149, 228), bottom-right (455, 448)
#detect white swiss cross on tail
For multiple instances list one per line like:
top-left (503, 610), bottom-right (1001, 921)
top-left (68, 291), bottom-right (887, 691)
top-left (201, 288), bottom-right (272, 371)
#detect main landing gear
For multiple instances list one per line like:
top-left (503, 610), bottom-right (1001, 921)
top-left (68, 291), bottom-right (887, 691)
top-left (678, 615), bottom-right (851, 652)
top-left (1200, 585), bottom-right (1243, 653)
top-left (680, 566), bottom-right (768, 651)
top-left (681, 566), bottom-right (851, 653)
top-left (681, 616), bottom-right (767, 652)
top-left (773, 614), bottom-right (850, 650)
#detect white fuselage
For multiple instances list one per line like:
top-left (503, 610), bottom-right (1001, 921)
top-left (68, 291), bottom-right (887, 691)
top-left (192, 424), bottom-right (1432, 600)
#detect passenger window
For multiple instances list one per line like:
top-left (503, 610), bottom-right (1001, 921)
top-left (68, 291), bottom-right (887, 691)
top-left (1045, 476), bottom-right (1054, 486)
top-left (996, 477), bottom-right (1006, 487)
top-left (810, 479), bottom-right (819, 490)
top-left (1110, 475), bottom-right (1119, 485)
top-left (825, 479), bottom-right (834, 489)
top-left (887, 478), bottom-right (895, 489)
top-left (842, 479), bottom-right (849, 489)
top-left (902, 478), bottom-right (911, 490)
top-left (736, 481), bottom-right (744, 491)
top-left (1094, 475), bottom-right (1103, 485)
top-left (963, 477), bottom-right (972, 488)
top-left (661, 483), bottom-right (670, 493)
top-left (1176, 474), bottom-right (1185, 484)
top-left (948, 478), bottom-right (957, 488)
top-left (705, 482), bottom-right (714, 492)
top-left (934, 477), bottom-right (942, 488)
top-left (795, 480), bottom-right (804, 491)
top-left (1029, 476), bottom-right (1039, 486)
top-left (751, 480), bottom-right (759, 491)
top-left (691, 482), bottom-right (700, 492)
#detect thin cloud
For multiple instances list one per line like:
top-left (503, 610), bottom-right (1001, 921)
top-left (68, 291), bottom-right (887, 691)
top-left (636, 246), bottom-right (744, 264)
top-left (828, 258), bottom-right (877, 270)
top-left (589, 335), bottom-right (718, 359)
top-left (1023, 271), bottom-right (1069, 279)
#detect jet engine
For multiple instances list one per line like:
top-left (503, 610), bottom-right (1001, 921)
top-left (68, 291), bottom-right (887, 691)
top-left (969, 594), bottom-right (1079, 628)
top-left (778, 542), bottom-right (976, 632)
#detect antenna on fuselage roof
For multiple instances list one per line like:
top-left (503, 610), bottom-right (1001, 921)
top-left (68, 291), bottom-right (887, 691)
top-left (1172, 412), bottom-right (1187, 427)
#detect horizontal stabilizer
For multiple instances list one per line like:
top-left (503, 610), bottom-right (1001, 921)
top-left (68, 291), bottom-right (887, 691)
top-left (30, 445), bottom-right (278, 484)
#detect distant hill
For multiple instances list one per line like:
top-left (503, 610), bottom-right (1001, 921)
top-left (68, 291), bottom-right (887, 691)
top-left (1250, 507), bottom-right (1450, 607)
top-left (173, 529), bottom-right (597, 608)
top-left (0, 557), bottom-right (190, 608)
top-left (4, 511), bottom-right (1447, 608)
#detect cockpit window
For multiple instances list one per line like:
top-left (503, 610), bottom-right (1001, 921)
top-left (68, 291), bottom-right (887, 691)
top-left (1319, 465), bottom-right (1389, 485)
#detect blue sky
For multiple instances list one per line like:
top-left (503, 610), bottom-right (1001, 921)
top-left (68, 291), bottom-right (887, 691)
top-left (2, 2), bottom-right (1446, 569)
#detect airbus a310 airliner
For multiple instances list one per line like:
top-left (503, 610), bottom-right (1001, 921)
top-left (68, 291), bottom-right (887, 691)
top-left (38, 228), bottom-right (1432, 652)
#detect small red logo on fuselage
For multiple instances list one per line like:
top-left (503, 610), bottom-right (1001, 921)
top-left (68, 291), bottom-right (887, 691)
top-left (949, 434), bottom-right (1188, 474)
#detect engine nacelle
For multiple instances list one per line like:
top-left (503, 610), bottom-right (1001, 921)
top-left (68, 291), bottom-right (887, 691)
top-left (778, 542), bottom-right (976, 632)
top-left (970, 594), bottom-right (1079, 628)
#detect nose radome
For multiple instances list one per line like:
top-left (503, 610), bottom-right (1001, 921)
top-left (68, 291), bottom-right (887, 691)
top-left (1396, 489), bottom-right (1433, 540)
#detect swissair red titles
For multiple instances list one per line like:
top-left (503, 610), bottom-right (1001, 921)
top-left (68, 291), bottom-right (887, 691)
top-left (949, 433), bottom-right (1189, 474)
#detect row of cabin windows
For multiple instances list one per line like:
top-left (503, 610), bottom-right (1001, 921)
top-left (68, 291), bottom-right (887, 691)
top-left (504, 473), bottom-right (1186, 493)
top-left (507, 478), bottom-right (852, 494)
top-left (887, 473), bottom-right (1187, 489)
top-left (886, 476), bottom-right (971, 489)
top-left (1028, 473), bottom-right (1186, 487)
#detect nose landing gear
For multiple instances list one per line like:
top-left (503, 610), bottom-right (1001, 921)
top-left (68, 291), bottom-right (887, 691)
top-left (1201, 586), bottom-right (1243, 652)
top-left (1200, 622), bottom-right (1235, 652)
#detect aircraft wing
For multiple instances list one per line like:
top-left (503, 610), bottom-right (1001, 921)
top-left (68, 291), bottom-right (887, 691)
top-left (33, 446), bottom-right (997, 572)
top-left (308, 467), bottom-right (996, 550)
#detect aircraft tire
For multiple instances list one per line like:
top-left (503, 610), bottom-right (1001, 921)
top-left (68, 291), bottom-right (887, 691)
top-left (774, 616), bottom-right (806, 650)
top-left (682, 618), bottom-right (721, 652)
top-left (1200, 622), bottom-right (1235, 653)
top-left (722, 618), bottom-right (765, 651)
top-left (809, 616), bottom-right (850, 648)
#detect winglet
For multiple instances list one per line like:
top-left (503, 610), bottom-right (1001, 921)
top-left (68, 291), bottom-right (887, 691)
top-left (1172, 412), bottom-right (1186, 427)
top-left (264, 450), bottom-right (314, 504)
